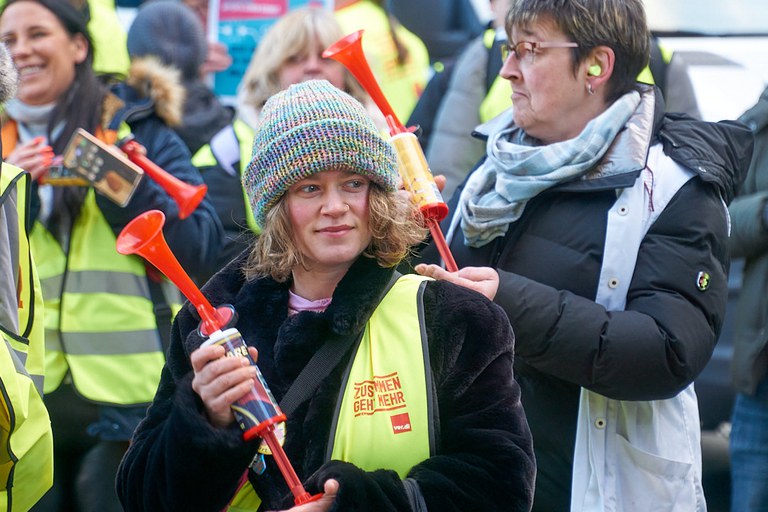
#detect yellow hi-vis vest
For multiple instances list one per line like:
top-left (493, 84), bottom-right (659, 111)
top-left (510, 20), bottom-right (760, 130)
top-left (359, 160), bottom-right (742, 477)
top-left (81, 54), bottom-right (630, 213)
top-left (31, 190), bottom-right (167, 404)
top-left (479, 29), bottom-right (513, 124)
top-left (31, 191), bottom-right (166, 404)
top-left (226, 274), bottom-right (435, 510)
top-left (87, 0), bottom-right (130, 77)
top-left (0, 163), bottom-right (54, 511)
top-left (192, 120), bottom-right (260, 234)
top-left (25, 124), bottom-right (169, 404)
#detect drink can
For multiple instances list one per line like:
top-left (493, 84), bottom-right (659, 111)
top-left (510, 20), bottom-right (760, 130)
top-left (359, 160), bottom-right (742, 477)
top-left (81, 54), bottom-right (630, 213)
top-left (201, 328), bottom-right (286, 440)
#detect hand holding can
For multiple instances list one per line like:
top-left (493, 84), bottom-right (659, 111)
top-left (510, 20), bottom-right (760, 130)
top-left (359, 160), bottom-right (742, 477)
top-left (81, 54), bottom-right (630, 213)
top-left (200, 327), bottom-right (286, 440)
top-left (198, 328), bottom-right (321, 505)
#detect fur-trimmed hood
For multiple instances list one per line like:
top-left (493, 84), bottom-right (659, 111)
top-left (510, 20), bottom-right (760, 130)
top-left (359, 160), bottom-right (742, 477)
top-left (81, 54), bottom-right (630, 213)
top-left (116, 56), bottom-right (234, 155)
top-left (110, 56), bottom-right (185, 128)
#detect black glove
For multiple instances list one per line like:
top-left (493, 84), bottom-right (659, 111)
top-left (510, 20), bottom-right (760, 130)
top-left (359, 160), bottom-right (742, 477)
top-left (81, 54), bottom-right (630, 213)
top-left (304, 460), bottom-right (410, 512)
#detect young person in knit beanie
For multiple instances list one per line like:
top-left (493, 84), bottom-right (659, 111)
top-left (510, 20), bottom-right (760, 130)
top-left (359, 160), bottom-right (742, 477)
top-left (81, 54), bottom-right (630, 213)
top-left (117, 79), bottom-right (535, 512)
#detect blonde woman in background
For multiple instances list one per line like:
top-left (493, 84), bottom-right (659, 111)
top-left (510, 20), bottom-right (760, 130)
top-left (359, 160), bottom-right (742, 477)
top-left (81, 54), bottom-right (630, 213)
top-left (236, 6), bottom-right (383, 133)
top-left (186, 6), bottom-right (384, 281)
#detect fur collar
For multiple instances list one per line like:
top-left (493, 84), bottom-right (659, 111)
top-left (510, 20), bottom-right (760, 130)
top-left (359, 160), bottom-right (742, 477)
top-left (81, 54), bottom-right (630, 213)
top-left (122, 56), bottom-right (185, 127)
top-left (187, 252), bottom-right (396, 361)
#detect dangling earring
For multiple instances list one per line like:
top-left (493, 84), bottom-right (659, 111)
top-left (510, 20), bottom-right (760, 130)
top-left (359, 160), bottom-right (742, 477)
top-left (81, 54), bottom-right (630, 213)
top-left (586, 82), bottom-right (595, 95)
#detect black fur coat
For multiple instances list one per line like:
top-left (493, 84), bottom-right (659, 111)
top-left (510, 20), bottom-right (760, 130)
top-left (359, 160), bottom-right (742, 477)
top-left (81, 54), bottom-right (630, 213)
top-left (116, 252), bottom-right (535, 511)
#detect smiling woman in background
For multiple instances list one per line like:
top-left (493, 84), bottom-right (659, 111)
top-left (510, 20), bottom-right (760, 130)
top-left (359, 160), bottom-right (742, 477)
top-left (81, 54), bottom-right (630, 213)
top-left (0, 0), bottom-right (222, 509)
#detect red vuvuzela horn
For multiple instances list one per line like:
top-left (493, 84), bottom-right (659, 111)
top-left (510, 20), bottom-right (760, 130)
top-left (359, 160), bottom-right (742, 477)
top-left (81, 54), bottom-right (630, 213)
top-left (115, 210), bottom-right (321, 506)
top-left (323, 30), bottom-right (458, 271)
top-left (120, 139), bottom-right (207, 220)
top-left (115, 209), bottom-right (231, 335)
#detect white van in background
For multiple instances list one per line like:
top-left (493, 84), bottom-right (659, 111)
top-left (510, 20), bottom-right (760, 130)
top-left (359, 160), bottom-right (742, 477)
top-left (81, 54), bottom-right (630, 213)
top-left (645, 0), bottom-right (768, 122)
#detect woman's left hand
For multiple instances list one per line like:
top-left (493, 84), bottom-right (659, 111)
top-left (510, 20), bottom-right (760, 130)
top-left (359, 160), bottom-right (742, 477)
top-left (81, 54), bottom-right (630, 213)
top-left (415, 264), bottom-right (500, 301)
top-left (269, 479), bottom-right (338, 512)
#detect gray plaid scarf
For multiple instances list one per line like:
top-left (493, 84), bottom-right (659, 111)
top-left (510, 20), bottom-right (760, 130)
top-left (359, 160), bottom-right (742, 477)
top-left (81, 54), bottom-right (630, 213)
top-left (459, 90), bottom-right (641, 247)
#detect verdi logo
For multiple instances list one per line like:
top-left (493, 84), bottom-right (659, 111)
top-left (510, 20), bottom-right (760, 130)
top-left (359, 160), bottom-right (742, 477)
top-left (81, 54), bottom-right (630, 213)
top-left (390, 413), bottom-right (412, 434)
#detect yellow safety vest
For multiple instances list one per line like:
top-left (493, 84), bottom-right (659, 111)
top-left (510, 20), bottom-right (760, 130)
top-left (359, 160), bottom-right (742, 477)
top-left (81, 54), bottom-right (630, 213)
top-left (335, 0), bottom-right (430, 123)
top-left (479, 29), bottom-right (512, 124)
top-left (31, 191), bottom-right (167, 404)
top-left (87, 0), bottom-right (130, 77)
top-left (226, 274), bottom-right (434, 510)
top-left (20, 123), bottom-right (170, 404)
top-left (192, 120), bottom-right (260, 234)
top-left (329, 273), bottom-right (433, 474)
top-left (0, 163), bottom-right (54, 511)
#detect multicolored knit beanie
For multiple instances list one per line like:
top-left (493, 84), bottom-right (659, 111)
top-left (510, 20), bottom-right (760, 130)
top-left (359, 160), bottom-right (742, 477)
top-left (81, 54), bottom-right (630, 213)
top-left (243, 79), bottom-right (398, 227)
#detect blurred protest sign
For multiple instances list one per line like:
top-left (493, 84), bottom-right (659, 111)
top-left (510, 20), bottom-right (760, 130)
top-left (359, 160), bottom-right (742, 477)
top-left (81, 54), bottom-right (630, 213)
top-left (207, 0), bottom-right (333, 104)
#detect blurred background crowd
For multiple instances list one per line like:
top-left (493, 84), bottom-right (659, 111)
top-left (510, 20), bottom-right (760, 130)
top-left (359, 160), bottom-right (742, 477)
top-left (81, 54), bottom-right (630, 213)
top-left (1, 0), bottom-right (767, 510)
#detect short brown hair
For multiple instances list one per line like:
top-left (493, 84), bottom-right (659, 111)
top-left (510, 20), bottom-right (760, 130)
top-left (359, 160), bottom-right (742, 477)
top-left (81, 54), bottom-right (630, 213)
top-left (506, 0), bottom-right (650, 103)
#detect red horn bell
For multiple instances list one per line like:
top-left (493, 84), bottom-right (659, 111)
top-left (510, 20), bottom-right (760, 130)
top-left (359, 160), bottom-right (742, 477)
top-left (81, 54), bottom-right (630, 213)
top-left (116, 209), bottom-right (232, 335)
top-left (120, 139), bottom-right (207, 219)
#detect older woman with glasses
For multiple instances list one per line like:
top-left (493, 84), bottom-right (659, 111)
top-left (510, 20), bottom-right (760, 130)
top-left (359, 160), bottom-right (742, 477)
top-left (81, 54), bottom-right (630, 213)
top-left (414, 0), bottom-right (754, 510)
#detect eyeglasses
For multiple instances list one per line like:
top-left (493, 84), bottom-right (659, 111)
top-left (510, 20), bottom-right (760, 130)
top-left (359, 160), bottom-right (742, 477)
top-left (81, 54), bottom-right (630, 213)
top-left (501, 41), bottom-right (579, 64)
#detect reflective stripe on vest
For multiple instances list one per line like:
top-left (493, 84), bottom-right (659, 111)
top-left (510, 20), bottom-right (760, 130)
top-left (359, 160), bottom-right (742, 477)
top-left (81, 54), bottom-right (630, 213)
top-left (32, 189), bottom-right (165, 404)
top-left (226, 274), bottom-right (434, 507)
top-left (0, 163), bottom-right (54, 510)
top-left (29, 225), bottom-right (67, 394)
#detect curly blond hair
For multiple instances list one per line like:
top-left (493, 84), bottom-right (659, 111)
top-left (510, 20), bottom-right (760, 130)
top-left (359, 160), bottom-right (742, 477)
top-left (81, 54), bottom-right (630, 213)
top-left (244, 185), bottom-right (427, 282)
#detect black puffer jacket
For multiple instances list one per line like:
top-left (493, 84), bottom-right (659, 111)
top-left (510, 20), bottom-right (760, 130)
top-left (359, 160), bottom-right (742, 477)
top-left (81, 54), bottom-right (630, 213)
top-left (116, 253), bottom-right (536, 511)
top-left (418, 85), bottom-right (753, 511)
